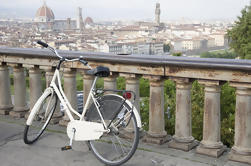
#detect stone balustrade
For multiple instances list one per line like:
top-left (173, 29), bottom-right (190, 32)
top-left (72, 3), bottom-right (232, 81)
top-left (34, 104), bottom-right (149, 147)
top-left (0, 47), bottom-right (251, 164)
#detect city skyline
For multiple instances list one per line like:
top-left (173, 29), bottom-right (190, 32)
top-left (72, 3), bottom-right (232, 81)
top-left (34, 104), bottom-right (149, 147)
top-left (0, 0), bottom-right (250, 21)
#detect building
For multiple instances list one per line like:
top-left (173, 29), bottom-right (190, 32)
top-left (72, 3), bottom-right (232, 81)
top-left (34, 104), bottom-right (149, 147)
top-left (84, 17), bottom-right (94, 25)
top-left (202, 36), bottom-right (215, 48)
top-left (34, 1), bottom-right (54, 22)
top-left (209, 33), bottom-right (226, 46)
top-left (103, 42), bottom-right (164, 55)
top-left (182, 38), bottom-right (201, 51)
top-left (76, 7), bottom-right (84, 30)
top-left (172, 38), bottom-right (183, 52)
top-left (53, 19), bottom-right (76, 31)
top-left (172, 38), bottom-right (202, 52)
top-left (34, 2), bottom-right (92, 31)
top-left (155, 3), bottom-right (161, 25)
top-left (34, 2), bottom-right (77, 31)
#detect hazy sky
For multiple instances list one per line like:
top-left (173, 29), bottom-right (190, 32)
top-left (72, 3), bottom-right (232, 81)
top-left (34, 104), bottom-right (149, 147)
top-left (0, 0), bottom-right (250, 21)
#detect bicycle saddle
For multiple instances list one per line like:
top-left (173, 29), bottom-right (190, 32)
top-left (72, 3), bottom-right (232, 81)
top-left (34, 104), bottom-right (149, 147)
top-left (86, 66), bottom-right (110, 77)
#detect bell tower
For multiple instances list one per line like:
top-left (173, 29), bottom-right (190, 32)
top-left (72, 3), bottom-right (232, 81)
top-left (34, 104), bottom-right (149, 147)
top-left (155, 3), bottom-right (161, 25)
top-left (77, 7), bottom-right (84, 30)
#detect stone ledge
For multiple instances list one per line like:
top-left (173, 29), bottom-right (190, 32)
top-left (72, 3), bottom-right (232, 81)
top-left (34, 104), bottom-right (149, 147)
top-left (50, 113), bottom-right (63, 124)
top-left (0, 109), bottom-right (11, 115)
top-left (196, 144), bottom-right (226, 158)
top-left (168, 139), bottom-right (198, 151)
top-left (59, 119), bottom-right (69, 127)
top-left (143, 134), bottom-right (171, 145)
top-left (229, 151), bottom-right (251, 165)
top-left (24, 112), bottom-right (30, 119)
top-left (9, 111), bottom-right (27, 118)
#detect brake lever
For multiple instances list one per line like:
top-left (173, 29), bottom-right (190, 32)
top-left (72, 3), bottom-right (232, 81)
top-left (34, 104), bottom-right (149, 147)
top-left (79, 56), bottom-right (88, 65)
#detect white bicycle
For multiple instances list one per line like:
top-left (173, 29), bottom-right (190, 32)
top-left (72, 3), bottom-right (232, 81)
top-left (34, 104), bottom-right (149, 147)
top-left (23, 41), bottom-right (142, 166)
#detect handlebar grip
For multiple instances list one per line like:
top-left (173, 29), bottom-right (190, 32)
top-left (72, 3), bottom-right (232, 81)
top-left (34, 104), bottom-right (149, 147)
top-left (79, 59), bottom-right (88, 65)
top-left (37, 40), bottom-right (48, 48)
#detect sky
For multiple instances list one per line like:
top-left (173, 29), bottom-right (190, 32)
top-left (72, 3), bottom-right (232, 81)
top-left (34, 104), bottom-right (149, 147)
top-left (0, 0), bottom-right (250, 21)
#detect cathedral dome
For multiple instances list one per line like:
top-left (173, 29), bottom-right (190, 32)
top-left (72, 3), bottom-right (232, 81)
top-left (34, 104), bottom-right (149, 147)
top-left (84, 17), bottom-right (94, 25)
top-left (35, 2), bottom-right (55, 22)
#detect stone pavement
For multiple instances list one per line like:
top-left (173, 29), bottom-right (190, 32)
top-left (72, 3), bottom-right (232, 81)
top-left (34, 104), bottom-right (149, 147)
top-left (0, 115), bottom-right (249, 166)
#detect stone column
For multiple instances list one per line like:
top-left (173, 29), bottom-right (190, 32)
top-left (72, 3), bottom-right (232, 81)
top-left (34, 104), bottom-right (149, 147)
top-left (44, 67), bottom-right (62, 124)
top-left (122, 74), bottom-right (140, 112)
top-left (25, 66), bottom-right (42, 119)
top-left (45, 68), bottom-right (54, 88)
top-left (59, 68), bottom-right (77, 126)
top-left (196, 80), bottom-right (225, 157)
top-left (104, 73), bottom-right (117, 93)
top-left (229, 83), bottom-right (251, 165)
top-left (168, 78), bottom-right (197, 151)
top-left (0, 63), bottom-right (13, 115)
top-left (83, 74), bottom-right (95, 108)
top-left (121, 74), bottom-right (141, 137)
top-left (9, 64), bottom-right (29, 118)
top-left (143, 76), bottom-right (169, 145)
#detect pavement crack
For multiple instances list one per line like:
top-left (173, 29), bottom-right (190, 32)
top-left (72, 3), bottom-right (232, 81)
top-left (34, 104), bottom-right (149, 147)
top-left (0, 131), bottom-right (23, 147)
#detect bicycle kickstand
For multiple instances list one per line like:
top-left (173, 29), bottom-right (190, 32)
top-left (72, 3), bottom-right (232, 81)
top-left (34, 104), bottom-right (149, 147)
top-left (61, 128), bottom-right (76, 151)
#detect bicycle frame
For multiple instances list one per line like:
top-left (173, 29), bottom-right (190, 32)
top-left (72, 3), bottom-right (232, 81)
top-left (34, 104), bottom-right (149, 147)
top-left (26, 44), bottom-right (141, 129)
top-left (25, 41), bottom-right (142, 166)
top-left (50, 69), bottom-right (108, 130)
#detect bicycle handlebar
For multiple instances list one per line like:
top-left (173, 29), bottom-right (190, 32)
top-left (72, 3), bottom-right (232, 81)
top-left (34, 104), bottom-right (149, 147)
top-left (37, 40), bottom-right (48, 48)
top-left (79, 58), bottom-right (88, 65)
top-left (36, 40), bottom-right (89, 68)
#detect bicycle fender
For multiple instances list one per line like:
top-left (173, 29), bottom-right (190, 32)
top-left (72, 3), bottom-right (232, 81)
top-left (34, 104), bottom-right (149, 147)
top-left (104, 94), bottom-right (142, 128)
top-left (26, 88), bottom-right (53, 125)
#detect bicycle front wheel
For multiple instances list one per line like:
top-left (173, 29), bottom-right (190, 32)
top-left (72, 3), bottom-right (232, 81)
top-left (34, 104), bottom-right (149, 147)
top-left (86, 95), bottom-right (139, 166)
top-left (24, 89), bottom-right (58, 144)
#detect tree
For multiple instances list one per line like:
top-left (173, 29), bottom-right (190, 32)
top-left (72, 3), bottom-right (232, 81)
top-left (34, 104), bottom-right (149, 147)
top-left (163, 43), bottom-right (171, 52)
top-left (220, 83), bottom-right (236, 147)
top-left (172, 52), bottom-right (182, 56)
top-left (200, 50), bottom-right (238, 59)
top-left (227, 3), bottom-right (251, 59)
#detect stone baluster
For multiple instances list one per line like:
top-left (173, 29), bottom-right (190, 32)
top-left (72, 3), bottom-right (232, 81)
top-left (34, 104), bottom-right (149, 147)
top-left (104, 73), bottom-right (117, 93)
top-left (0, 63), bottom-right (13, 115)
top-left (43, 67), bottom-right (62, 124)
top-left (168, 78), bottom-right (197, 151)
top-left (9, 64), bottom-right (29, 118)
top-left (24, 65), bottom-right (42, 119)
top-left (59, 68), bottom-right (77, 126)
top-left (143, 76), bottom-right (169, 144)
top-left (44, 67), bottom-right (54, 88)
top-left (196, 80), bottom-right (225, 157)
top-left (28, 66), bottom-right (42, 109)
top-left (121, 74), bottom-right (140, 112)
top-left (120, 74), bottom-right (141, 137)
top-left (83, 74), bottom-right (95, 108)
top-left (228, 83), bottom-right (251, 165)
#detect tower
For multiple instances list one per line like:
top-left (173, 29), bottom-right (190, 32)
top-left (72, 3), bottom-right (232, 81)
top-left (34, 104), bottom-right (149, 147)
top-left (155, 3), bottom-right (161, 25)
top-left (77, 7), bottom-right (84, 30)
top-left (67, 18), bottom-right (71, 30)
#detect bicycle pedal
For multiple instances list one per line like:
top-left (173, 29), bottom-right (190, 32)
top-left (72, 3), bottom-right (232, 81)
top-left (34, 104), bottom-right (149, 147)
top-left (61, 146), bottom-right (72, 151)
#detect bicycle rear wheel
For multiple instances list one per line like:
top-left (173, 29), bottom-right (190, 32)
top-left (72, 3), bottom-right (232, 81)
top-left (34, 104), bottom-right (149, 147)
top-left (86, 95), bottom-right (139, 166)
top-left (24, 90), bottom-right (57, 144)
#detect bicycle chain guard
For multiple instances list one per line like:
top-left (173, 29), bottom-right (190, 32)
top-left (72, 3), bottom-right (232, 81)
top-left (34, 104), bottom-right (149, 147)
top-left (66, 120), bottom-right (106, 141)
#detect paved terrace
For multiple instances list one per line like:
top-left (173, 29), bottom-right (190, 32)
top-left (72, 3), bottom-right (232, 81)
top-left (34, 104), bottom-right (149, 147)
top-left (0, 47), bottom-right (251, 165)
top-left (0, 115), bottom-right (249, 166)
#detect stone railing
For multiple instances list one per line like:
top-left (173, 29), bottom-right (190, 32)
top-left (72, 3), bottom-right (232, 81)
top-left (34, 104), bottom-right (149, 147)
top-left (0, 47), bottom-right (251, 164)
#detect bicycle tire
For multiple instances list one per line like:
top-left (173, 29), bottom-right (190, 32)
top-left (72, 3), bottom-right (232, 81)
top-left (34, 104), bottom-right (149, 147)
top-left (24, 90), bottom-right (58, 144)
top-left (86, 94), bottom-right (139, 166)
